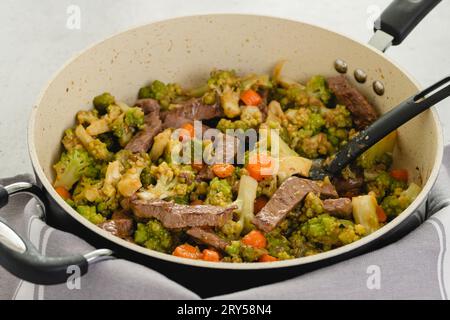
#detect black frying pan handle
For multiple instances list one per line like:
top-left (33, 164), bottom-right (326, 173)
top-left (0, 182), bottom-right (112, 285)
top-left (327, 76), bottom-right (450, 175)
top-left (375, 0), bottom-right (441, 45)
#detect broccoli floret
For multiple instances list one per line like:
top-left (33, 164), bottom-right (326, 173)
top-left (300, 214), bottom-right (366, 249)
top-left (216, 106), bottom-right (262, 132)
top-left (124, 107), bottom-right (145, 128)
top-left (295, 133), bottom-right (333, 159)
top-left (116, 153), bottom-right (150, 198)
top-left (190, 181), bottom-right (209, 202)
top-left (75, 125), bottom-right (113, 161)
top-left (306, 75), bottom-right (331, 104)
top-left (266, 229), bottom-right (294, 260)
top-left (322, 105), bottom-right (352, 129)
top-left (240, 74), bottom-right (272, 91)
top-left (72, 177), bottom-right (119, 216)
top-left (205, 177), bottom-right (233, 207)
top-left (77, 109), bottom-right (100, 125)
top-left (366, 171), bottom-right (407, 201)
top-left (76, 205), bottom-right (105, 224)
top-left (138, 80), bottom-right (182, 110)
top-left (381, 183), bottom-right (421, 219)
top-left (224, 240), bottom-right (266, 262)
top-left (289, 230), bottom-right (322, 257)
top-left (134, 220), bottom-right (174, 253)
top-left (299, 192), bottom-right (325, 222)
top-left (137, 162), bottom-right (196, 203)
top-left (208, 70), bottom-right (241, 118)
top-left (61, 128), bottom-right (83, 152)
top-left (93, 92), bottom-right (115, 114)
top-left (257, 176), bottom-right (277, 198)
top-left (274, 85), bottom-right (309, 110)
top-left (53, 149), bottom-right (98, 190)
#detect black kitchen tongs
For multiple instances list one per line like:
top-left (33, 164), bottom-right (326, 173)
top-left (309, 76), bottom-right (450, 180)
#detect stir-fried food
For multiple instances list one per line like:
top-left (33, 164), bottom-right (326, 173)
top-left (53, 63), bottom-right (421, 263)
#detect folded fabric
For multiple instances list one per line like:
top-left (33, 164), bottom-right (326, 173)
top-left (1, 146), bottom-right (449, 300)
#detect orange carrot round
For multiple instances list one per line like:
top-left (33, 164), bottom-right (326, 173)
top-left (390, 169), bottom-right (409, 182)
top-left (241, 89), bottom-right (262, 106)
top-left (242, 230), bottom-right (267, 249)
top-left (376, 206), bottom-right (387, 223)
top-left (246, 154), bottom-right (274, 181)
top-left (202, 249), bottom-right (220, 262)
top-left (259, 254), bottom-right (278, 262)
top-left (55, 186), bottom-right (71, 200)
top-left (172, 244), bottom-right (202, 260)
top-left (179, 123), bottom-right (195, 141)
top-left (212, 163), bottom-right (235, 178)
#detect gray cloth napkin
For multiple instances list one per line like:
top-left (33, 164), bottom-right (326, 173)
top-left (1, 147), bottom-right (450, 300)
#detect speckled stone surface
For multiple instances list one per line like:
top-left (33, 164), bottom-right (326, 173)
top-left (1, 0), bottom-right (449, 177)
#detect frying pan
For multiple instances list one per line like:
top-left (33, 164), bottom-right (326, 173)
top-left (0, 0), bottom-right (445, 297)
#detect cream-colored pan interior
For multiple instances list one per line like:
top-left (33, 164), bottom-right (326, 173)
top-left (29, 15), bottom-right (442, 269)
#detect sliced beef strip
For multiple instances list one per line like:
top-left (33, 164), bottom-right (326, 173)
top-left (131, 199), bottom-right (235, 229)
top-left (257, 88), bottom-right (269, 121)
top-left (186, 227), bottom-right (229, 251)
top-left (124, 112), bottom-right (162, 153)
top-left (161, 98), bottom-right (224, 128)
top-left (135, 98), bottom-right (161, 114)
top-left (98, 210), bottom-right (134, 239)
top-left (327, 75), bottom-right (378, 129)
top-left (252, 177), bottom-right (338, 232)
top-left (323, 198), bottom-right (353, 219)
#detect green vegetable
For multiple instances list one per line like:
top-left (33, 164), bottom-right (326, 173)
top-left (266, 229), bottom-right (294, 260)
top-left (233, 175), bottom-right (259, 235)
top-left (138, 80), bottom-right (182, 110)
top-left (358, 131), bottom-right (397, 169)
top-left (366, 171), bottom-right (406, 201)
top-left (76, 205), bottom-right (105, 224)
top-left (216, 105), bottom-right (263, 132)
top-left (53, 148), bottom-right (98, 190)
top-left (301, 214), bottom-right (366, 248)
top-left (93, 92), bottom-right (115, 114)
top-left (381, 183), bottom-right (421, 219)
top-left (124, 107), bottom-right (145, 129)
top-left (75, 125), bottom-right (113, 161)
top-left (306, 75), bottom-right (331, 104)
top-left (72, 177), bottom-right (119, 216)
top-left (224, 240), bottom-right (266, 262)
top-left (208, 70), bottom-right (241, 118)
top-left (61, 128), bottom-right (83, 152)
top-left (205, 177), bottom-right (233, 207)
top-left (134, 220), bottom-right (174, 253)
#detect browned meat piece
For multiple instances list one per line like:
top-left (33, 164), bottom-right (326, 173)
top-left (333, 176), bottom-right (364, 198)
top-left (135, 98), bottom-right (160, 114)
top-left (257, 88), bottom-right (269, 121)
top-left (98, 211), bottom-right (134, 239)
top-left (161, 98), bottom-right (224, 128)
top-left (186, 227), bottom-right (229, 251)
top-left (323, 198), bottom-right (353, 219)
top-left (131, 199), bottom-right (235, 229)
top-left (327, 75), bottom-right (378, 129)
top-left (125, 112), bottom-right (162, 153)
top-left (252, 177), bottom-right (338, 232)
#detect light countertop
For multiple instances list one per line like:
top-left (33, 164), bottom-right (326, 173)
top-left (1, 0), bottom-right (449, 177)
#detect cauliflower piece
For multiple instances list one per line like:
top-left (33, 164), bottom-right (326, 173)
top-left (207, 69), bottom-right (241, 118)
top-left (116, 153), bottom-right (150, 197)
top-left (72, 177), bottom-right (119, 216)
top-left (102, 160), bottom-right (122, 198)
top-left (149, 128), bottom-right (172, 162)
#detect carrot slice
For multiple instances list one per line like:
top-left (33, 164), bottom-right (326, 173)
top-left (55, 186), bottom-right (71, 200)
top-left (246, 153), bottom-right (274, 181)
top-left (376, 206), bottom-right (387, 223)
top-left (179, 123), bottom-right (195, 141)
top-left (390, 169), bottom-right (409, 182)
top-left (173, 244), bottom-right (202, 260)
top-left (202, 249), bottom-right (220, 262)
top-left (259, 254), bottom-right (278, 262)
top-left (212, 163), bottom-right (235, 178)
top-left (241, 89), bottom-right (262, 106)
top-left (242, 230), bottom-right (267, 249)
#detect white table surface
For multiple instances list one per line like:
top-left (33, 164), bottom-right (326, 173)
top-left (1, 0), bottom-right (449, 177)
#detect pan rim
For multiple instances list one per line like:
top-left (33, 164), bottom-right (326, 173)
top-left (28, 13), bottom-right (444, 270)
